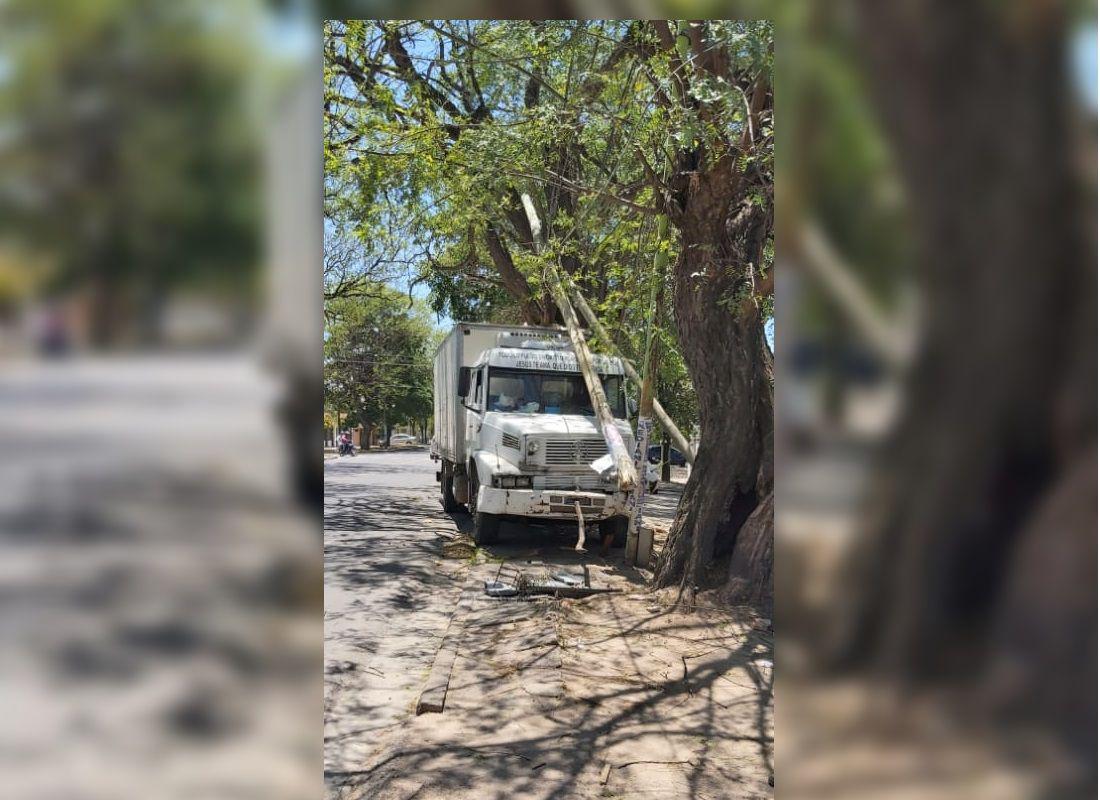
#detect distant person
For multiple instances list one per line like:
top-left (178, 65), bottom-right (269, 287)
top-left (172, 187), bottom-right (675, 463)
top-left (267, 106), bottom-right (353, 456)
top-left (338, 431), bottom-right (354, 456)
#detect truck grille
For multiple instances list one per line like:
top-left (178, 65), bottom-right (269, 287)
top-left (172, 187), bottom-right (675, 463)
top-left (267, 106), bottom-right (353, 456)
top-left (501, 432), bottom-right (520, 450)
top-left (533, 474), bottom-right (605, 491)
top-left (541, 437), bottom-right (608, 466)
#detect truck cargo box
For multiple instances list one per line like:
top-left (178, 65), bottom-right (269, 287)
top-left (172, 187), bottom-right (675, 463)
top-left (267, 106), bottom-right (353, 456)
top-left (431, 322), bottom-right (566, 466)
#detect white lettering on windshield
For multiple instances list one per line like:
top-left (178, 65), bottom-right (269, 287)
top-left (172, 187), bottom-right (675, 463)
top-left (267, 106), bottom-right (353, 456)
top-left (488, 349), bottom-right (620, 373)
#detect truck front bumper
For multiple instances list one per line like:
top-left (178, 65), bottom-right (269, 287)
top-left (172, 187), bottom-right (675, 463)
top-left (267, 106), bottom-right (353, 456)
top-left (476, 486), bottom-right (627, 521)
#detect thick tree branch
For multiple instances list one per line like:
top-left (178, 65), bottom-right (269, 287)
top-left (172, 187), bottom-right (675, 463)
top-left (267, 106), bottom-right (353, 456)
top-left (484, 225), bottom-right (546, 325)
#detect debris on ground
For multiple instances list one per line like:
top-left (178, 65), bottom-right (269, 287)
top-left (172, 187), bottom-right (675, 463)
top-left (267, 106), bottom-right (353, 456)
top-left (483, 563), bottom-right (618, 599)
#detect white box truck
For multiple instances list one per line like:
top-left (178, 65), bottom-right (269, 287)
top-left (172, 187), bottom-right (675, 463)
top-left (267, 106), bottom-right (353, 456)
top-left (431, 322), bottom-right (637, 545)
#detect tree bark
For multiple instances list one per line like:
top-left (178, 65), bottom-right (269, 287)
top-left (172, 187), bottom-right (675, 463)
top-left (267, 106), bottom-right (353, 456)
top-left (826, 5), bottom-right (1094, 757)
top-left (654, 183), bottom-right (774, 600)
top-left (647, 22), bottom-right (775, 604)
top-left (725, 427), bottom-right (774, 611)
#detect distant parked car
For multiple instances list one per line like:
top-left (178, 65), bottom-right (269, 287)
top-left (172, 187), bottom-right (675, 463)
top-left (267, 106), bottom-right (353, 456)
top-left (647, 444), bottom-right (687, 467)
top-left (389, 433), bottom-right (418, 446)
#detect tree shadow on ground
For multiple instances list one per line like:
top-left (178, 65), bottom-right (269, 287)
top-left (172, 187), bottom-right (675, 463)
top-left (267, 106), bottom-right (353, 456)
top-left (324, 480), bottom-right (469, 779)
top-left (336, 612), bottom-right (772, 799)
top-left (330, 524), bottom-right (773, 799)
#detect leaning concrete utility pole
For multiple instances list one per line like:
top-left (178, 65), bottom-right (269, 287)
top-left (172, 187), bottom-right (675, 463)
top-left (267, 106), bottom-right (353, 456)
top-left (568, 285), bottom-right (695, 464)
top-left (519, 193), bottom-right (638, 492)
top-left (623, 213), bottom-right (669, 557)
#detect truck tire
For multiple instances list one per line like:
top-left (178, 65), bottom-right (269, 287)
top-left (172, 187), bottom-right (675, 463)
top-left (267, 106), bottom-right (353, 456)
top-left (441, 461), bottom-right (461, 513)
top-left (600, 516), bottom-right (629, 548)
top-left (468, 470), bottom-right (500, 545)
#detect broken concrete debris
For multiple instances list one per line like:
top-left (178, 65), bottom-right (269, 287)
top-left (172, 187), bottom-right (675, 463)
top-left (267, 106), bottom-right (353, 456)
top-left (483, 566), bottom-right (617, 599)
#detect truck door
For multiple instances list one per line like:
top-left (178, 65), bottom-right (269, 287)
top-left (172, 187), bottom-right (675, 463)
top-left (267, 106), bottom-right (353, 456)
top-left (464, 366), bottom-right (484, 462)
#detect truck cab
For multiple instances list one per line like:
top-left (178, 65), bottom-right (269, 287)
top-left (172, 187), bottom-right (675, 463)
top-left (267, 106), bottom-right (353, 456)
top-left (435, 327), bottom-right (634, 545)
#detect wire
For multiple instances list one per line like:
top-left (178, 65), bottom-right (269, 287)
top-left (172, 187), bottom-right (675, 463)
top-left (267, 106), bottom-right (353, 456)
top-left (328, 357), bottom-right (431, 367)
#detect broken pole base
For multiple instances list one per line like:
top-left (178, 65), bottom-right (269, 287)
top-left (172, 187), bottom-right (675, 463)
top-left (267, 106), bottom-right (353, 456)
top-left (625, 528), bottom-right (640, 564)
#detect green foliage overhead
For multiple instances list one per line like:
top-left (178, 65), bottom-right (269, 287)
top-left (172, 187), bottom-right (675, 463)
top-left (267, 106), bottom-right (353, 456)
top-left (325, 20), bottom-right (776, 437)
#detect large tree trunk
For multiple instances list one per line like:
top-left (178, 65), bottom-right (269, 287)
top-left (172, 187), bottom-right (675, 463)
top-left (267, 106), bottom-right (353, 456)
top-left (654, 177), bottom-right (774, 602)
top-left (647, 22), bottom-right (774, 605)
top-left (827, 1), bottom-right (1094, 755)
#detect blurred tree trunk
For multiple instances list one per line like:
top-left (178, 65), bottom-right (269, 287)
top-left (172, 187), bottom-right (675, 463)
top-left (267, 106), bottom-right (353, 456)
top-left (834, 2), bottom-right (1095, 750)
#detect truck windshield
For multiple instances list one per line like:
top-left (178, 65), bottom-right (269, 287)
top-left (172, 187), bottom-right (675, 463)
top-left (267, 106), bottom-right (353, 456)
top-left (487, 368), bottom-right (625, 418)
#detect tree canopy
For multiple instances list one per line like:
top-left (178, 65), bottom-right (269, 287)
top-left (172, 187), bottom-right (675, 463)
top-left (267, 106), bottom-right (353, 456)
top-left (324, 289), bottom-right (434, 439)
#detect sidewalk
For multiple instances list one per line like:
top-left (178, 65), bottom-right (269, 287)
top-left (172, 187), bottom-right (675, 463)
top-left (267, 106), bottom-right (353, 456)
top-left (350, 497), bottom-right (773, 800)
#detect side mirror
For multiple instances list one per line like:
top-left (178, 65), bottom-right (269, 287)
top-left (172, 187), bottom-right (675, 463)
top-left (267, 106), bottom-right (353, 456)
top-left (627, 397), bottom-right (638, 416)
top-left (457, 366), bottom-right (471, 398)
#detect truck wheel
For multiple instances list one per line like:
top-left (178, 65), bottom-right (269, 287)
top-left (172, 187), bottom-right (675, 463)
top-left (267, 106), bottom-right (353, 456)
top-left (600, 516), bottom-right (629, 548)
top-left (468, 471), bottom-right (500, 545)
top-left (441, 462), bottom-right (461, 513)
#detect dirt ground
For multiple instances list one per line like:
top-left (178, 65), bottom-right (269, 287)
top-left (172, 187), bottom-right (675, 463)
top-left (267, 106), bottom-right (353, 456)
top-left (325, 450), bottom-right (773, 800)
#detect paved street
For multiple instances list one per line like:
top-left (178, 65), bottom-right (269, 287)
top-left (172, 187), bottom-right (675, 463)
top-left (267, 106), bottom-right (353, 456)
top-left (324, 449), bottom-right (468, 778)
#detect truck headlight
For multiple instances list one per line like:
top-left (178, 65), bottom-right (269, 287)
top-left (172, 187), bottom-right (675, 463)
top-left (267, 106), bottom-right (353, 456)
top-left (526, 439), bottom-right (540, 455)
top-left (495, 476), bottom-right (532, 489)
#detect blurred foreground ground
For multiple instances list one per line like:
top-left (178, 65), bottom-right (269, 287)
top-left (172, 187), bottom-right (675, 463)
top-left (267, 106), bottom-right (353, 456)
top-left (0, 354), bottom-right (319, 799)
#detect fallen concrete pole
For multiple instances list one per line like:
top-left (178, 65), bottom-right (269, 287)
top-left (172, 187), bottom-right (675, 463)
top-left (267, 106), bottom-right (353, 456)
top-left (569, 286), bottom-right (695, 465)
top-left (520, 192), bottom-right (638, 492)
top-left (547, 273), bottom-right (638, 491)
